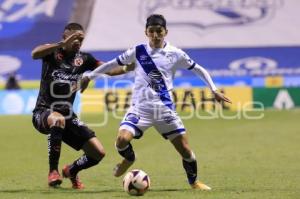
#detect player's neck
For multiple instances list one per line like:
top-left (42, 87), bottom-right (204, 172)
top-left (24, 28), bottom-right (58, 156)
top-left (149, 41), bottom-right (165, 49)
top-left (64, 48), bottom-right (79, 56)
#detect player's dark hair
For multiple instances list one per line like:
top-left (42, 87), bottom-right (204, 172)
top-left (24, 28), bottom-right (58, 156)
top-left (64, 23), bottom-right (84, 31)
top-left (146, 14), bottom-right (166, 29)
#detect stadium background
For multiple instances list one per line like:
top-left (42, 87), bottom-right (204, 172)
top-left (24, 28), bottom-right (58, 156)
top-left (0, 1), bottom-right (299, 199)
top-left (0, 0), bottom-right (300, 114)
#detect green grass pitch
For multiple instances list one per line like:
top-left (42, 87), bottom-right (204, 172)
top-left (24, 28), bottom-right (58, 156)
top-left (0, 110), bottom-right (299, 199)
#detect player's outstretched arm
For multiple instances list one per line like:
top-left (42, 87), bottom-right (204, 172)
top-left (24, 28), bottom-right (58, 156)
top-left (31, 32), bottom-right (83, 59)
top-left (80, 58), bottom-right (122, 93)
top-left (213, 91), bottom-right (232, 104)
top-left (191, 64), bottom-right (232, 104)
top-left (105, 63), bottom-right (135, 76)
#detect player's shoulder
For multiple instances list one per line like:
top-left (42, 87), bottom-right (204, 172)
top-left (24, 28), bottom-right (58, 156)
top-left (165, 42), bottom-right (185, 55)
top-left (80, 51), bottom-right (92, 57)
top-left (133, 43), bottom-right (147, 49)
top-left (124, 43), bottom-right (148, 54)
top-left (79, 51), bottom-right (96, 61)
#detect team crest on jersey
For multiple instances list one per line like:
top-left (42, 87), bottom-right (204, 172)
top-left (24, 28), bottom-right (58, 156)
top-left (148, 70), bottom-right (164, 92)
top-left (74, 57), bottom-right (83, 67)
top-left (166, 53), bottom-right (176, 64)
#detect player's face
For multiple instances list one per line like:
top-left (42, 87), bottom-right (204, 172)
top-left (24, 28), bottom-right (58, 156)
top-left (145, 25), bottom-right (168, 48)
top-left (63, 29), bottom-right (84, 52)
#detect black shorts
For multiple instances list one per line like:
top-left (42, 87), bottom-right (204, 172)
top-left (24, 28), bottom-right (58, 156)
top-left (32, 108), bottom-right (96, 151)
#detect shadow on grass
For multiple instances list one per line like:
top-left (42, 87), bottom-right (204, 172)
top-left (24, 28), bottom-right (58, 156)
top-left (0, 187), bottom-right (190, 195)
top-left (150, 188), bottom-right (189, 192)
top-left (0, 187), bottom-right (123, 194)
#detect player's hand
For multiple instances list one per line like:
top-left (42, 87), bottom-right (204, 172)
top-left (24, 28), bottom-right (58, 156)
top-left (213, 91), bottom-right (232, 104)
top-left (123, 62), bottom-right (135, 72)
top-left (61, 32), bottom-right (84, 47)
top-left (80, 76), bottom-right (90, 93)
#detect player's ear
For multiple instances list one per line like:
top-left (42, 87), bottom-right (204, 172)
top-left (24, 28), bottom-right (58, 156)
top-left (165, 28), bottom-right (168, 36)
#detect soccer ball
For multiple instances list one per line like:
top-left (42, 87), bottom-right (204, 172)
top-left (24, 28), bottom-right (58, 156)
top-left (123, 169), bottom-right (150, 196)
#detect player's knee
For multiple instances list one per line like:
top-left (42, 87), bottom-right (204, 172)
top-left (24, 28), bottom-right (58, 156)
top-left (179, 144), bottom-right (194, 160)
top-left (94, 149), bottom-right (106, 161)
top-left (99, 148), bottom-right (106, 159)
top-left (116, 130), bottom-right (132, 148)
top-left (47, 112), bottom-right (65, 128)
top-left (183, 151), bottom-right (196, 162)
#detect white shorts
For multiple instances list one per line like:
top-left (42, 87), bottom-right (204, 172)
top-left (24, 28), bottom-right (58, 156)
top-left (119, 105), bottom-right (186, 140)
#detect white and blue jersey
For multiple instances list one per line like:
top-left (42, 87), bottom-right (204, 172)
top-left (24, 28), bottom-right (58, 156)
top-left (116, 42), bottom-right (197, 110)
top-left (87, 42), bottom-right (217, 140)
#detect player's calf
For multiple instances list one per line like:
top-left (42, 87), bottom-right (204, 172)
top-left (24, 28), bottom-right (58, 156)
top-left (114, 143), bottom-right (135, 177)
top-left (182, 151), bottom-right (198, 185)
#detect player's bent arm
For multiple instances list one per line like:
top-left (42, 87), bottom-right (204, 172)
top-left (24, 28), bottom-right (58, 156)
top-left (192, 64), bottom-right (232, 103)
top-left (191, 64), bottom-right (218, 92)
top-left (31, 42), bottom-right (64, 59)
top-left (31, 32), bottom-right (83, 59)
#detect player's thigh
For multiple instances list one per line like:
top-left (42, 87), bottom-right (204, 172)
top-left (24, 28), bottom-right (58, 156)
top-left (119, 107), bottom-right (153, 139)
top-left (82, 137), bottom-right (105, 160)
top-left (170, 134), bottom-right (192, 159)
top-left (63, 115), bottom-right (96, 151)
top-left (32, 108), bottom-right (52, 134)
top-left (154, 109), bottom-right (186, 140)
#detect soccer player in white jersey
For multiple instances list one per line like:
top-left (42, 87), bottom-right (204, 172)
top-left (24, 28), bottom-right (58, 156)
top-left (81, 14), bottom-right (231, 190)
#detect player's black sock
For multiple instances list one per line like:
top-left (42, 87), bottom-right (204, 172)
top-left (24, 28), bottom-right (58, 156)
top-left (117, 143), bottom-right (135, 162)
top-left (182, 159), bottom-right (198, 184)
top-left (48, 126), bottom-right (64, 172)
top-left (69, 155), bottom-right (100, 176)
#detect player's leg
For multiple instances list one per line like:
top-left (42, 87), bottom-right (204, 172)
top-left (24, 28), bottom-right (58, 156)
top-left (114, 110), bottom-right (151, 177)
top-left (32, 109), bottom-right (65, 187)
top-left (47, 111), bottom-right (65, 187)
top-left (66, 137), bottom-right (105, 175)
top-left (170, 134), bottom-right (211, 190)
top-left (47, 112), bottom-right (65, 172)
top-left (153, 108), bottom-right (211, 190)
top-left (113, 129), bottom-right (135, 177)
top-left (61, 116), bottom-right (103, 189)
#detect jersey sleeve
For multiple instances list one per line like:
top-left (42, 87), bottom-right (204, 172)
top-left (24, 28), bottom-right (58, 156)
top-left (116, 47), bottom-right (135, 66)
top-left (85, 53), bottom-right (101, 70)
top-left (42, 52), bottom-right (55, 63)
top-left (175, 49), bottom-right (196, 70)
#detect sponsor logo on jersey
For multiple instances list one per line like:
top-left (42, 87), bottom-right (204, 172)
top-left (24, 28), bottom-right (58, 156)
top-left (52, 70), bottom-right (81, 81)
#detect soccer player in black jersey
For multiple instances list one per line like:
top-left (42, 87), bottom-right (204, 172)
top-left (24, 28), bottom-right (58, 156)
top-left (31, 23), bottom-right (128, 189)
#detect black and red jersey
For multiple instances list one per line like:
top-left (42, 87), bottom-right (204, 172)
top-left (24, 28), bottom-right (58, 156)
top-left (33, 49), bottom-right (100, 115)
